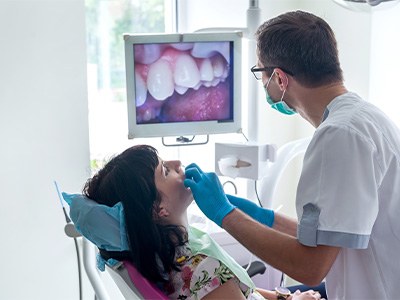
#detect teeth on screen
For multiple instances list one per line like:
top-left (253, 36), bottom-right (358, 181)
top-left (170, 43), bottom-right (194, 51)
top-left (199, 58), bottom-right (214, 82)
top-left (174, 54), bottom-right (200, 88)
top-left (222, 67), bottom-right (229, 79)
top-left (143, 44), bottom-right (231, 101)
top-left (203, 81), bottom-right (212, 88)
top-left (135, 70), bottom-right (147, 107)
top-left (191, 42), bottom-right (230, 63)
top-left (211, 78), bottom-right (220, 87)
top-left (193, 82), bottom-right (202, 90)
top-left (142, 108), bottom-right (153, 122)
top-left (147, 59), bottom-right (175, 101)
top-left (135, 44), bottom-right (162, 65)
top-left (175, 85), bottom-right (189, 95)
top-left (212, 55), bottom-right (225, 78)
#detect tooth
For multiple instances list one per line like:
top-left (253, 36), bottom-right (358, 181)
top-left (174, 54), bottom-right (200, 88)
top-left (211, 55), bottom-right (225, 78)
top-left (222, 67), bottom-right (229, 79)
top-left (134, 44), bottom-right (162, 65)
top-left (147, 59), bottom-right (174, 101)
top-left (193, 82), bottom-right (202, 90)
top-left (141, 106), bottom-right (161, 122)
top-left (199, 58), bottom-right (213, 82)
top-left (135, 70), bottom-right (147, 107)
top-left (211, 78), bottom-right (220, 87)
top-left (142, 109), bottom-right (153, 122)
top-left (191, 42), bottom-right (230, 62)
top-left (175, 85), bottom-right (188, 95)
top-left (203, 81), bottom-right (212, 87)
top-left (170, 43), bottom-right (194, 51)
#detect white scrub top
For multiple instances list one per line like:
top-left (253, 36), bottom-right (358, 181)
top-left (296, 92), bottom-right (400, 300)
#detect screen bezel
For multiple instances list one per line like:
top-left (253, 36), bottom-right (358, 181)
top-left (124, 31), bottom-right (242, 139)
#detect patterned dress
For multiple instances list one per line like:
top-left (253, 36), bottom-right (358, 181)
top-left (163, 245), bottom-right (263, 300)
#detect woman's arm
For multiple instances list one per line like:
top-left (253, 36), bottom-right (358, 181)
top-left (256, 288), bottom-right (278, 299)
top-left (257, 288), bottom-right (323, 300)
top-left (201, 278), bottom-right (247, 300)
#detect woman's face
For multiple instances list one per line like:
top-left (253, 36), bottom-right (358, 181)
top-left (154, 158), bottom-right (193, 224)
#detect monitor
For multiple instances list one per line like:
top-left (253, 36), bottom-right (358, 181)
top-left (124, 31), bottom-right (243, 139)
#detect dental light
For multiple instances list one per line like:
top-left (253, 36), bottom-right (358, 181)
top-left (332, 0), bottom-right (400, 11)
top-left (124, 31), bottom-right (243, 139)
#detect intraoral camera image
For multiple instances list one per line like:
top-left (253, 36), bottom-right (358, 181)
top-left (133, 41), bottom-right (233, 124)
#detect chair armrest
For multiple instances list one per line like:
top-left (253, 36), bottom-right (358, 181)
top-left (242, 260), bottom-right (266, 277)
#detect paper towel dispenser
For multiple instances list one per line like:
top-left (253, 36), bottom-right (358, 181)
top-left (332, 0), bottom-right (400, 11)
top-left (215, 142), bottom-right (277, 180)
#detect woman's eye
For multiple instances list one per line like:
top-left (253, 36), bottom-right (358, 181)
top-left (163, 164), bottom-right (170, 176)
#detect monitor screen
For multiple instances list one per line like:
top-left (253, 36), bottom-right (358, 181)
top-left (124, 32), bottom-right (242, 138)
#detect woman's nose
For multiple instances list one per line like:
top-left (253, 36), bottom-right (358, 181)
top-left (168, 160), bottom-right (183, 172)
top-left (176, 161), bottom-right (184, 172)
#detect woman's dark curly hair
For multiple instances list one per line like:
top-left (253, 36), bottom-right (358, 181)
top-left (83, 145), bottom-right (187, 283)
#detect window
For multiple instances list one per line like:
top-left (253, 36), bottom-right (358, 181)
top-left (85, 0), bottom-right (174, 170)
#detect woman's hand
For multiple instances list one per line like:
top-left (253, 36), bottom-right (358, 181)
top-left (290, 289), bottom-right (324, 300)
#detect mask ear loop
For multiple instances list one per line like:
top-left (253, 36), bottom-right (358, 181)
top-left (277, 71), bottom-right (289, 104)
top-left (280, 88), bottom-right (287, 103)
top-left (265, 70), bottom-right (276, 89)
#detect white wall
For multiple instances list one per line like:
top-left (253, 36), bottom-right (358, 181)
top-left (0, 1), bottom-right (91, 299)
top-left (370, 4), bottom-right (400, 123)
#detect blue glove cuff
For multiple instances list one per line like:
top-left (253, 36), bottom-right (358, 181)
top-left (227, 194), bottom-right (275, 227)
top-left (262, 209), bottom-right (275, 227)
top-left (215, 204), bottom-right (236, 227)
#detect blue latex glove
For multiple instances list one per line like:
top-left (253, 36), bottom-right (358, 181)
top-left (184, 163), bottom-right (236, 226)
top-left (226, 194), bottom-right (275, 227)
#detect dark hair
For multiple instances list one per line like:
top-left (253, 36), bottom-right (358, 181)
top-left (83, 145), bottom-right (187, 283)
top-left (256, 10), bottom-right (343, 87)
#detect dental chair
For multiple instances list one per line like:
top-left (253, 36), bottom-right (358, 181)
top-left (105, 260), bottom-right (168, 300)
top-left (105, 248), bottom-right (265, 300)
top-left (80, 236), bottom-right (167, 299)
top-left (90, 239), bottom-right (265, 300)
top-left (101, 243), bottom-right (265, 299)
top-left (62, 192), bottom-right (266, 299)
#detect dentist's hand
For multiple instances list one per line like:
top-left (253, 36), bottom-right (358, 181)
top-left (184, 163), bottom-right (235, 226)
top-left (226, 194), bottom-right (275, 227)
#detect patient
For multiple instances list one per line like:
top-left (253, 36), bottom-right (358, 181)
top-left (77, 144), bottom-right (322, 300)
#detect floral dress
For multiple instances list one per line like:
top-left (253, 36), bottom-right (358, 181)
top-left (163, 245), bottom-right (255, 300)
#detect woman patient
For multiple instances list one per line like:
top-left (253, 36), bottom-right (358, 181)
top-left (78, 144), bottom-right (322, 300)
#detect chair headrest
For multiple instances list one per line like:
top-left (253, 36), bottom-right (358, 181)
top-left (62, 193), bottom-right (130, 270)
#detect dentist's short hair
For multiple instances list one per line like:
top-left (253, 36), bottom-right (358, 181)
top-left (256, 10), bottom-right (343, 87)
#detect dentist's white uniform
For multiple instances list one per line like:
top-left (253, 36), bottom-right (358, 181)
top-left (296, 92), bottom-right (400, 300)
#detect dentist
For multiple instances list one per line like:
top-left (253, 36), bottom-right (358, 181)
top-left (184, 10), bottom-right (400, 300)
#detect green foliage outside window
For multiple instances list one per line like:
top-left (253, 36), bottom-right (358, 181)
top-left (85, 0), bottom-right (165, 92)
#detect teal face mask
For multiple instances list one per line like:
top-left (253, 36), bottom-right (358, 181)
top-left (264, 71), bottom-right (296, 115)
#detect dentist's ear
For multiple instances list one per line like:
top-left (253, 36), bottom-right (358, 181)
top-left (275, 68), bottom-right (289, 90)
